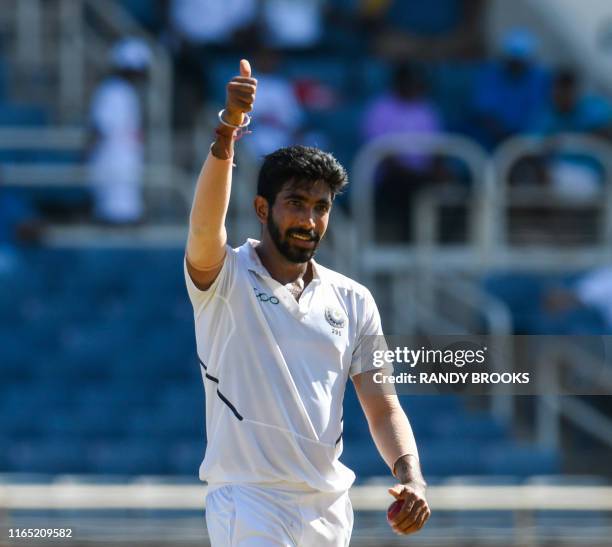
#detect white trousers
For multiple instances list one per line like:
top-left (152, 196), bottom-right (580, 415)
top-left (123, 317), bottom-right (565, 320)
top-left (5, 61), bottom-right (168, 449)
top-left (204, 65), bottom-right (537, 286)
top-left (205, 483), bottom-right (353, 546)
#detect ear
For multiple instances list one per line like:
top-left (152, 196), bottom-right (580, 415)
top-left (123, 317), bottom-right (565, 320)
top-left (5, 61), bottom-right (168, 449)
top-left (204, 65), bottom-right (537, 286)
top-left (254, 195), bottom-right (269, 225)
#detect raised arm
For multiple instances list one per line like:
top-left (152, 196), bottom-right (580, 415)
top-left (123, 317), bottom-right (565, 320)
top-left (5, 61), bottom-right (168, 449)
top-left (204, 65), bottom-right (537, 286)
top-left (185, 59), bottom-right (257, 290)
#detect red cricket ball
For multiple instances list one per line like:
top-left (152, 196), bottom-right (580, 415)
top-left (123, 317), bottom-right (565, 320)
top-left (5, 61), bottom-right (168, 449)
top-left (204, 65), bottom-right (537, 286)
top-left (387, 499), bottom-right (403, 521)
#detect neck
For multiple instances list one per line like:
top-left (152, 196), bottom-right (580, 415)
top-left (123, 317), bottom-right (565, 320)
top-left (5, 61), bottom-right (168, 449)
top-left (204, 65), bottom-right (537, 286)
top-left (255, 237), bottom-right (311, 285)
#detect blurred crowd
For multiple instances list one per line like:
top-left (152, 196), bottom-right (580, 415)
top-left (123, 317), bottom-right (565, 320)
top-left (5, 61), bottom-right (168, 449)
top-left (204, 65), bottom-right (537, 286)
top-left (110, 0), bottom-right (612, 226)
top-left (3, 0), bottom-right (612, 335)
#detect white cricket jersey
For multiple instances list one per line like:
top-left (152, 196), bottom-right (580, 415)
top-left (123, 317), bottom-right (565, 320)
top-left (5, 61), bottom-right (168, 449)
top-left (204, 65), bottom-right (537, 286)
top-left (184, 239), bottom-right (384, 493)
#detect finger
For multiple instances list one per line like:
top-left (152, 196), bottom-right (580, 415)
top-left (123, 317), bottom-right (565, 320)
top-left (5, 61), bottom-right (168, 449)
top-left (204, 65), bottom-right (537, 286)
top-left (240, 59), bottom-right (251, 78)
top-left (229, 100), bottom-right (253, 112)
top-left (391, 498), bottom-right (423, 528)
top-left (391, 500), bottom-right (421, 529)
top-left (227, 82), bottom-right (257, 94)
top-left (415, 506), bottom-right (431, 529)
top-left (228, 88), bottom-right (256, 101)
top-left (397, 506), bottom-right (429, 535)
top-left (231, 76), bottom-right (258, 86)
top-left (397, 496), bottom-right (419, 520)
top-left (387, 487), bottom-right (402, 500)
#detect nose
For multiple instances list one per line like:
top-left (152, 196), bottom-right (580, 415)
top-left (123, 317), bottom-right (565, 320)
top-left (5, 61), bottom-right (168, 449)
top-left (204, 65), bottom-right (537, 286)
top-left (297, 208), bottom-right (316, 231)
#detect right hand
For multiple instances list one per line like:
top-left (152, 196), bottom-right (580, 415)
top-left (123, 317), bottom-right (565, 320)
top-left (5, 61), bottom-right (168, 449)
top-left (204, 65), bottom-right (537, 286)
top-left (224, 59), bottom-right (257, 127)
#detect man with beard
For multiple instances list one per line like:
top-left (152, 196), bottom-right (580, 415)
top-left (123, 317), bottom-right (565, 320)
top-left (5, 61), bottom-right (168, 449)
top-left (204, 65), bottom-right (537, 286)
top-left (184, 59), bottom-right (430, 546)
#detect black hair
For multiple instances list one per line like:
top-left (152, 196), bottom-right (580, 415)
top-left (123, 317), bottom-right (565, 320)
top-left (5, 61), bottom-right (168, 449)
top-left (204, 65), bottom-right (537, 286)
top-left (554, 68), bottom-right (577, 87)
top-left (256, 145), bottom-right (348, 205)
top-left (392, 62), bottom-right (426, 95)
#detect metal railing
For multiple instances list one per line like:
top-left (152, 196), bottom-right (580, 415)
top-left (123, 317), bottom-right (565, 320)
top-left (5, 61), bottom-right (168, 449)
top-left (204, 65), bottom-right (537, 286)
top-left (351, 132), bottom-right (492, 279)
top-left (0, 127), bottom-right (191, 238)
top-left (492, 133), bottom-right (612, 267)
top-left (2, 0), bottom-right (173, 164)
top-left (536, 341), bottom-right (612, 451)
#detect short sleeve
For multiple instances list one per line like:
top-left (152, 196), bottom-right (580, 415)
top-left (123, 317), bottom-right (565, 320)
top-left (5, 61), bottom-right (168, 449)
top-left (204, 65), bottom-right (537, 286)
top-left (184, 244), bottom-right (237, 316)
top-left (349, 289), bottom-right (389, 377)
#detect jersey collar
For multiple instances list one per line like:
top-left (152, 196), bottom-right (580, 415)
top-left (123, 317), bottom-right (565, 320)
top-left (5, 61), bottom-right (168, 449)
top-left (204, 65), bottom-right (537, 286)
top-left (243, 238), bottom-right (323, 284)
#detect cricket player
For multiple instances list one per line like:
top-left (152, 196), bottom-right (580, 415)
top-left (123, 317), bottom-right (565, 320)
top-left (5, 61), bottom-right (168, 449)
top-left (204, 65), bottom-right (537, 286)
top-left (184, 59), bottom-right (430, 546)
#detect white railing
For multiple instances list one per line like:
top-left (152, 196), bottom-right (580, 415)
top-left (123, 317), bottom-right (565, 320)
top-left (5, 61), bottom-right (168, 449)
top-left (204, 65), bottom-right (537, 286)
top-left (0, 127), bottom-right (191, 228)
top-left (0, 481), bottom-right (610, 511)
top-left (2, 0), bottom-right (173, 164)
top-left (492, 133), bottom-right (612, 265)
top-left (351, 132), bottom-right (492, 279)
top-left (536, 341), bottom-right (612, 451)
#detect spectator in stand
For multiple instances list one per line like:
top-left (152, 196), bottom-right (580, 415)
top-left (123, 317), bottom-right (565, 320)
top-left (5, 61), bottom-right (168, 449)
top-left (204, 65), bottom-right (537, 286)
top-left (87, 38), bottom-right (151, 225)
top-left (535, 70), bottom-right (612, 137)
top-left (359, 0), bottom-right (485, 61)
top-left (361, 63), bottom-right (447, 241)
top-left (164, 0), bottom-right (257, 128)
top-left (472, 28), bottom-right (549, 149)
top-left (245, 48), bottom-right (305, 158)
top-left (528, 69), bottom-right (612, 199)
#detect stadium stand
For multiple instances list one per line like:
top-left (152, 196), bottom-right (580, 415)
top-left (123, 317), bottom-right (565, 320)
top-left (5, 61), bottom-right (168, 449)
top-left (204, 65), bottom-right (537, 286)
top-left (0, 247), bottom-right (561, 479)
top-left (0, 0), bottom-right (609, 483)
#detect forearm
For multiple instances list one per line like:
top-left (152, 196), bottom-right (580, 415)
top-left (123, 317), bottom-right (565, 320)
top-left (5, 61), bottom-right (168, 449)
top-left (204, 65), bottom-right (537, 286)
top-left (186, 129), bottom-right (235, 268)
top-left (367, 401), bottom-right (420, 477)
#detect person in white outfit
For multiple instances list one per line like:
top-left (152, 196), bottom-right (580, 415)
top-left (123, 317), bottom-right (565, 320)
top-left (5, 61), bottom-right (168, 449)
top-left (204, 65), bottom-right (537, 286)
top-left (88, 38), bottom-right (151, 224)
top-left (184, 59), bottom-right (431, 545)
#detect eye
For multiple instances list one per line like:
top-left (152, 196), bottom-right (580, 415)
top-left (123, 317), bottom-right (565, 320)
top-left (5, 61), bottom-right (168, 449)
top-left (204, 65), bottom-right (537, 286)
top-left (288, 199), bottom-right (302, 207)
top-left (316, 204), bottom-right (330, 214)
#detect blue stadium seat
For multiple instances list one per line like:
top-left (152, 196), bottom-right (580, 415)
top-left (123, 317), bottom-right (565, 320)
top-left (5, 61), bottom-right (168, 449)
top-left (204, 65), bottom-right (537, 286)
top-left (41, 407), bottom-right (125, 440)
top-left (0, 59), bottom-right (7, 101)
top-left (0, 403), bottom-right (43, 439)
top-left (431, 413), bottom-right (508, 441)
top-left (76, 382), bottom-right (157, 410)
top-left (419, 439), bottom-right (487, 477)
top-left (0, 332), bottom-right (35, 382)
top-left (125, 406), bottom-right (203, 442)
top-left (0, 103), bottom-right (47, 126)
top-left (7, 439), bottom-right (88, 474)
top-left (483, 443), bottom-right (560, 476)
top-left (88, 440), bottom-right (169, 475)
top-left (159, 383), bottom-right (204, 414)
top-left (167, 440), bottom-right (206, 475)
top-left (341, 437), bottom-right (388, 478)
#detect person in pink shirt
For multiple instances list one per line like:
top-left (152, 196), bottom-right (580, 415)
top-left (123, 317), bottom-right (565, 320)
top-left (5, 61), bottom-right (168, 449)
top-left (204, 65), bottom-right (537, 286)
top-left (361, 63), bottom-right (447, 241)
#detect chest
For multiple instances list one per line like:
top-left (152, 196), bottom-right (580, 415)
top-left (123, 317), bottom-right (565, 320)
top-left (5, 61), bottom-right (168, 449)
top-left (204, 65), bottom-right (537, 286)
top-left (249, 274), bottom-right (354, 361)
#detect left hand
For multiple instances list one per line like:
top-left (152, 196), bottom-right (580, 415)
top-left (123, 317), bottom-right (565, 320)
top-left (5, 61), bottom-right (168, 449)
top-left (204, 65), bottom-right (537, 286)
top-left (387, 481), bottom-right (431, 535)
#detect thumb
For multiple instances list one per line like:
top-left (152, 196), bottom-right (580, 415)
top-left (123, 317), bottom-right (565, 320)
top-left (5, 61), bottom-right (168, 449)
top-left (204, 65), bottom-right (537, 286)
top-left (388, 486), bottom-right (403, 500)
top-left (240, 59), bottom-right (251, 78)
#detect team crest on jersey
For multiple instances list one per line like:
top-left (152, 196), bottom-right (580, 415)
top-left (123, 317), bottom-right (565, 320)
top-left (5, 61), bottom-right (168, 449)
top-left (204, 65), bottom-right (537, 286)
top-left (325, 306), bottom-right (346, 329)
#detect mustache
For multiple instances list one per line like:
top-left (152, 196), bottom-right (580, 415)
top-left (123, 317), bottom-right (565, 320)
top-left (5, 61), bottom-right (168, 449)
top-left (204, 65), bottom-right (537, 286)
top-left (287, 229), bottom-right (320, 242)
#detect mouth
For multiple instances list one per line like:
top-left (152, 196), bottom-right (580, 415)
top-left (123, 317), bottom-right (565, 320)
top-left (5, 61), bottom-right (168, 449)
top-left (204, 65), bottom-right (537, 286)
top-left (289, 233), bottom-right (317, 247)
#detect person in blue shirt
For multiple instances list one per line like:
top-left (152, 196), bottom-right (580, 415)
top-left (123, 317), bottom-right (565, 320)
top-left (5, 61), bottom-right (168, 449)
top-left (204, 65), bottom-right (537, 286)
top-left (533, 69), bottom-right (612, 136)
top-left (527, 68), bottom-right (612, 199)
top-left (472, 28), bottom-right (550, 149)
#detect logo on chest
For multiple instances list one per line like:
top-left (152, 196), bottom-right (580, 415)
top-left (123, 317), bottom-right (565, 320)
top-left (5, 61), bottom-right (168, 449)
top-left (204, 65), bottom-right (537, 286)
top-left (254, 287), bottom-right (279, 305)
top-left (325, 306), bottom-right (346, 329)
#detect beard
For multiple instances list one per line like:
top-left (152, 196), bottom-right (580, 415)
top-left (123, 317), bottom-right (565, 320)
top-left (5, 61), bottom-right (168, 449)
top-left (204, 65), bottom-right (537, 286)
top-left (267, 214), bottom-right (321, 264)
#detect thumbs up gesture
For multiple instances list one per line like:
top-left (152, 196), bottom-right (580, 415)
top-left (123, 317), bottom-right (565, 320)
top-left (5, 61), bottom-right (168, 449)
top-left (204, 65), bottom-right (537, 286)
top-left (224, 59), bottom-right (257, 127)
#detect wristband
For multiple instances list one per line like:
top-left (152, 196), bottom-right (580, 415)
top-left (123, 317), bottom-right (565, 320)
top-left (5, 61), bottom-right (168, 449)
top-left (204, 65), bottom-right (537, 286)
top-left (218, 109), bottom-right (251, 129)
